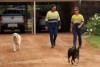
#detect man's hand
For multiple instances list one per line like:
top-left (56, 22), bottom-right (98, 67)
top-left (58, 26), bottom-right (61, 30)
top-left (70, 28), bottom-right (72, 32)
top-left (45, 26), bottom-right (48, 30)
top-left (78, 25), bottom-right (82, 29)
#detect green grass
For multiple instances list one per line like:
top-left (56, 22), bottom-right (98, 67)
top-left (86, 36), bottom-right (100, 48)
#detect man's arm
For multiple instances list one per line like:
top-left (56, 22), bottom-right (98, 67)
top-left (57, 12), bottom-right (61, 29)
top-left (78, 15), bottom-right (84, 28)
top-left (70, 15), bottom-right (73, 32)
top-left (70, 22), bottom-right (73, 32)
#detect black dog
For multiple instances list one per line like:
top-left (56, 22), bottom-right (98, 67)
top-left (68, 47), bottom-right (80, 65)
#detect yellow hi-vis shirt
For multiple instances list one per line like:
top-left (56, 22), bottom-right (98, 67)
top-left (45, 11), bottom-right (60, 22)
top-left (71, 14), bottom-right (84, 23)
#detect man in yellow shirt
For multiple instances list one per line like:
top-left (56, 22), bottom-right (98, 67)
top-left (70, 7), bottom-right (84, 48)
top-left (45, 4), bottom-right (61, 48)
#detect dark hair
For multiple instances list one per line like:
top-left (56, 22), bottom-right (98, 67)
top-left (74, 6), bottom-right (80, 11)
top-left (51, 4), bottom-right (56, 9)
top-left (71, 6), bottom-right (80, 14)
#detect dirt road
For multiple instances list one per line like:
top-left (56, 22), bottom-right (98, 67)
top-left (0, 33), bottom-right (100, 67)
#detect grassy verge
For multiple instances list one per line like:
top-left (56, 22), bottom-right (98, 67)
top-left (86, 36), bottom-right (100, 48)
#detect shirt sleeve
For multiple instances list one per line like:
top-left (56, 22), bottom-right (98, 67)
top-left (57, 12), bottom-right (60, 21)
top-left (80, 15), bottom-right (84, 22)
top-left (45, 12), bottom-right (49, 21)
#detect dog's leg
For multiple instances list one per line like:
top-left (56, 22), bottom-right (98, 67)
top-left (71, 59), bottom-right (74, 65)
top-left (71, 57), bottom-right (75, 65)
top-left (18, 42), bottom-right (21, 50)
top-left (13, 44), bottom-right (16, 52)
top-left (18, 40), bottom-right (21, 51)
top-left (16, 44), bottom-right (19, 51)
top-left (74, 59), bottom-right (78, 66)
top-left (68, 57), bottom-right (70, 63)
top-left (74, 56), bottom-right (79, 66)
top-left (68, 50), bottom-right (71, 63)
top-left (18, 44), bottom-right (21, 51)
top-left (76, 56), bottom-right (79, 65)
top-left (68, 54), bottom-right (71, 63)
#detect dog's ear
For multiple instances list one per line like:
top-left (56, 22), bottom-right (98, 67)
top-left (78, 47), bottom-right (80, 50)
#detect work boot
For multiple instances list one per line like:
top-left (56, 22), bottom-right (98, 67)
top-left (78, 45), bottom-right (81, 49)
top-left (51, 44), bottom-right (55, 48)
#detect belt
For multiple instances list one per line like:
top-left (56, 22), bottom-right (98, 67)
top-left (48, 19), bottom-right (58, 23)
top-left (73, 23), bottom-right (80, 24)
top-left (48, 22), bottom-right (57, 25)
top-left (48, 21), bottom-right (58, 23)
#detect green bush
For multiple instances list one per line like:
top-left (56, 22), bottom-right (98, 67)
top-left (85, 13), bottom-right (100, 35)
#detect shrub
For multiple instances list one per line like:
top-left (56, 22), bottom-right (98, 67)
top-left (85, 13), bottom-right (100, 36)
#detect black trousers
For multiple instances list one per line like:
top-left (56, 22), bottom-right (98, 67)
top-left (72, 23), bottom-right (82, 48)
top-left (48, 23), bottom-right (58, 46)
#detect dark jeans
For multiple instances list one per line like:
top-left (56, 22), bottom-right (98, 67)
top-left (72, 23), bottom-right (82, 48)
top-left (48, 23), bottom-right (58, 46)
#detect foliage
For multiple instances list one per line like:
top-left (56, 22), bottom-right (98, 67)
top-left (85, 13), bottom-right (100, 35)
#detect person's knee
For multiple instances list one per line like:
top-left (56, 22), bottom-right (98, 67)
top-left (54, 31), bottom-right (58, 36)
top-left (78, 35), bottom-right (82, 40)
top-left (54, 33), bottom-right (57, 36)
top-left (73, 35), bottom-right (77, 39)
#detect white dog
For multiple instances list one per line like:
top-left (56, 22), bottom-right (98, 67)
top-left (12, 33), bottom-right (21, 52)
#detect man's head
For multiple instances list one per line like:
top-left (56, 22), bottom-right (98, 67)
top-left (73, 7), bottom-right (80, 14)
top-left (51, 4), bottom-right (57, 12)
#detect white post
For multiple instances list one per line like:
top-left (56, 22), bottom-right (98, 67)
top-left (79, 0), bottom-right (81, 5)
top-left (31, 2), bottom-right (34, 34)
top-left (34, 1), bottom-right (36, 34)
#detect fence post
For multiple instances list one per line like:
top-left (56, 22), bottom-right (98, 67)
top-left (34, 1), bottom-right (36, 34)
